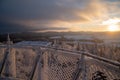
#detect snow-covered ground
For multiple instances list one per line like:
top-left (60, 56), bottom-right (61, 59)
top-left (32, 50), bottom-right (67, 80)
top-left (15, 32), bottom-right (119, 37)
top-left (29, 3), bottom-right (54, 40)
top-left (14, 41), bottom-right (52, 46)
top-left (63, 34), bottom-right (120, 45)
top-left (64, 34), bottom-right (93, 40)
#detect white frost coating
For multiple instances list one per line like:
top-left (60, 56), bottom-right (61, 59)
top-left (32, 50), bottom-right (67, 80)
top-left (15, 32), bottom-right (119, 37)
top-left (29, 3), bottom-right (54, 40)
top-left (0, 48), bottom-right (6, 68)
top-left (15, 48), bottom-right (37, 79)
top-left (3, 48), bottom-right (16, 77)
top-left (15, 41), bottom-right (52, 46)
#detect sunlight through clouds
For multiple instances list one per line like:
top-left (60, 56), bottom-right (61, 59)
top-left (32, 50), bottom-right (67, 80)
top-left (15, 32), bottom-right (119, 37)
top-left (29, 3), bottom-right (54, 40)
top-left (102, 18), bottom-right (120, 31)
top-left (0, 0), bottom-right (120, 32)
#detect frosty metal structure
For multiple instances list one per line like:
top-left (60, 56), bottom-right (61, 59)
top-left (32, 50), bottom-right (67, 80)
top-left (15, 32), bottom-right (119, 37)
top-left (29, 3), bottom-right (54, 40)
top-left (0, 34), bottom-right (11, 69)
top-left (41, 46), bottom-right (120, 80)
top-left (0, 45), bottom-right (120, 80)
top-left (0, 34), bottom-right (16, 78)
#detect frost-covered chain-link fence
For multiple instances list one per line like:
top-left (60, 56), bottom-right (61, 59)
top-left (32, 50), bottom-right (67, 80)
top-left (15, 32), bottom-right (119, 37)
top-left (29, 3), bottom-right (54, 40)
top-left (42, 49), bottom-right (81, 80)
top-left (0, 46), bottom-right (120, 80)
top-left (0, 47), bottom-right (37, 80)
top-left (42, 48), bottom-right (120, 80)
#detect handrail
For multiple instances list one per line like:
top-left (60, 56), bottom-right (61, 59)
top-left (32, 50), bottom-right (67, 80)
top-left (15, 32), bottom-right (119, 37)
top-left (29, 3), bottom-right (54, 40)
top-left (40, 46), bottom-right (120, 67)
top-left (9, 45), bottom-right (120, 67)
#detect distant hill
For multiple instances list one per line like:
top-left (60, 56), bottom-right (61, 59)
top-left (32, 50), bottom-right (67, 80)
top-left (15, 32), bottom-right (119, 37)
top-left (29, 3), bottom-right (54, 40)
top-left (0, 31), bottom-right (120, 43)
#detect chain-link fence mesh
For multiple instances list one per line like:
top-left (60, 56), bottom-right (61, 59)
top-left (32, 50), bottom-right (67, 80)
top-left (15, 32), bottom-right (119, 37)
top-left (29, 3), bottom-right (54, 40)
top-left (42, 49), bottom-right (81, 80)
top-left (0, 47), bottom-right (120, 80)
top-left (81, 56), bottom-right (120, 80)
top-left (42, 49), bottom-right (120, 80)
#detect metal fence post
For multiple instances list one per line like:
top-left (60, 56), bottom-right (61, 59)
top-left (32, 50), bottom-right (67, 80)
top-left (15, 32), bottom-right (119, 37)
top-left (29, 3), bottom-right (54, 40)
top-left (0, 34), bottom-right (16, 77)
top-left (81, 51), bottom-right (87, 80)
top-left (29, 47), bottom-right (43, 80)
top-left (72, 51), bottom-right (86, 80)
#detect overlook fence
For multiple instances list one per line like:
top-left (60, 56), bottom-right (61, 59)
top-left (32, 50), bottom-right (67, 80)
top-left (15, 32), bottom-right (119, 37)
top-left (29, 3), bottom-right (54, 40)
top-left (0, 45), bottom-right (120, 80)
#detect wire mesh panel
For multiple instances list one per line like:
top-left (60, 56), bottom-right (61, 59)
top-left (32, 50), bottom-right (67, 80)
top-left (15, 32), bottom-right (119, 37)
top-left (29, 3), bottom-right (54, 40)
top-left (0, 47), bottom-right (38, 80)
top-left (2, 48), bottom-right (16, 77)
top-left (14, 48), bottom-right (37, 79)
top-left (77, 56), bottom-right (120, 80)
top-left (0, 46), bottom-right (120, 80)
top-left (42, 49), bottom-right (120, 80)
top-left (42, 49), bottom-right (81, 80)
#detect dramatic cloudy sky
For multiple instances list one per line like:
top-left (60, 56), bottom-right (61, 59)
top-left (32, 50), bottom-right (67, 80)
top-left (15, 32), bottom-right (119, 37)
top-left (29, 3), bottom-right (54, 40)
top-left (0, 0), bottom-right (120, 33)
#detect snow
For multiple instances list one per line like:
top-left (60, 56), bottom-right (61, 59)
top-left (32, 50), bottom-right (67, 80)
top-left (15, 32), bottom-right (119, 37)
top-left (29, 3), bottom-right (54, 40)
top-left (14, 41), bottom-right (52, 46)
top-left (64, 35), bottom-right (93, 40)
top-left (50, 36), bottom-right (61, 39)
top-left (63, 34), bottom-right (120, 45)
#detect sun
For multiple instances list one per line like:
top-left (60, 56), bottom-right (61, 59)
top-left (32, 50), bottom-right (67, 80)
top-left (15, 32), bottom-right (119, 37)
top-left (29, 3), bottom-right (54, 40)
top-left (102, 18), bottom-right (120, 32)
top-left (108, 25), bottom-right (119, 32)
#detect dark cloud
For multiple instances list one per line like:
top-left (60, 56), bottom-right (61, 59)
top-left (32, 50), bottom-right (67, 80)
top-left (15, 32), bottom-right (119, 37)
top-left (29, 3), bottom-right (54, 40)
top-left (0, 20), bottom-right (68, 33)
top-left (0, 0), bottom-right (119, 32)
top-left (0, 0), bottom-right (90, 21)
top-left (0, 21), bottom-right (30, 33)
top-left (0, 0), bottom-right (91, 33)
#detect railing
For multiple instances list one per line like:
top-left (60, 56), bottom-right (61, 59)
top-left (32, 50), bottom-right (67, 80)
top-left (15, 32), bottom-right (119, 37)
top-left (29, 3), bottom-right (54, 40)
top-left (0, 45), bottom-right (120, 80)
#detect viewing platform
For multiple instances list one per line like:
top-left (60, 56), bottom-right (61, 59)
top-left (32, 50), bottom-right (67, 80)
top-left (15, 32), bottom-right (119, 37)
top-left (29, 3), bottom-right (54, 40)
top-left (0, 45), bottom-right (120, 80)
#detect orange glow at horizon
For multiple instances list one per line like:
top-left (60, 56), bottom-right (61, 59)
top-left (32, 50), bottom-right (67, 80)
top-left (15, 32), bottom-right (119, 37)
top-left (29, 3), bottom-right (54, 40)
top-left (102, 18), bottom-right (120, 32)
top-left (108, 25), bottom-right (119, 32)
